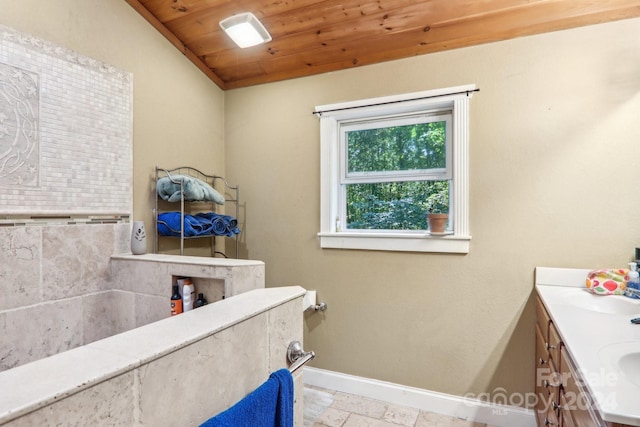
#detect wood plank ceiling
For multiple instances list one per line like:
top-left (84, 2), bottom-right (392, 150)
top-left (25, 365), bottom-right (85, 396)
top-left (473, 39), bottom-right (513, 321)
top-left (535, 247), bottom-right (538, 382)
top-left (126, 0), bottom-right (640, 90)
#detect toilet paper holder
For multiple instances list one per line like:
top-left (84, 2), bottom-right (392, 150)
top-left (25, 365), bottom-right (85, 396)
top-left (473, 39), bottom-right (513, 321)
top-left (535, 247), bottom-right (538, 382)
top-left (303, 290), bottom-right (327, 312)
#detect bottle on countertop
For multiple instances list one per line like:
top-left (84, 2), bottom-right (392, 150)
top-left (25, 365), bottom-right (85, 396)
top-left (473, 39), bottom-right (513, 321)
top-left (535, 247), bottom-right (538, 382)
top-left (194, 293), bottom-right (208, 308)
top-left (182, 278), bottom-right (195, 312)
top-left (170, 284), bottom-right (183, 316)
top-left (625, 262), bottom-right (640, 299)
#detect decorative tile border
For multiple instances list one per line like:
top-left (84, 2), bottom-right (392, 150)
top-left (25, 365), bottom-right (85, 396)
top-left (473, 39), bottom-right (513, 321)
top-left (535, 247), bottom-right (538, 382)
top-left (0, 61), bottom-right (39, 186)
top-left (0, 26), bottom-right (131, 82)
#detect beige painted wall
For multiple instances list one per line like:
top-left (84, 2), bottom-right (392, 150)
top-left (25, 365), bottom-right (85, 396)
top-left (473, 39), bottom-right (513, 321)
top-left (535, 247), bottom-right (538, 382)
top-left (225, 18), bottom-right (640, 401)
top-left (0, 0), bottom-right (225, 255)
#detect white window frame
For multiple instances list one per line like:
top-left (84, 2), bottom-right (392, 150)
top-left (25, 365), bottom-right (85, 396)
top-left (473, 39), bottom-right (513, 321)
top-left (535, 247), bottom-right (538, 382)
top-left (340, 112), bottom-right (453, 183)
top-left (316, 84), bottom-right (474, 254)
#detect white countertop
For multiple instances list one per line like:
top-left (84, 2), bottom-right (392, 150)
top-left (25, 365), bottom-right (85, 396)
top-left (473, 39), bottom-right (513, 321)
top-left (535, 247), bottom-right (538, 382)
top-left (536, 267), bottom-right (640, 426)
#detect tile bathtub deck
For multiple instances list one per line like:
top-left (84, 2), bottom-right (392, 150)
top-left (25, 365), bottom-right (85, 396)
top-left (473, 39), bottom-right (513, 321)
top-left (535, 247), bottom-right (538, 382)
top-left (303, 386), bottom-right (498, 427)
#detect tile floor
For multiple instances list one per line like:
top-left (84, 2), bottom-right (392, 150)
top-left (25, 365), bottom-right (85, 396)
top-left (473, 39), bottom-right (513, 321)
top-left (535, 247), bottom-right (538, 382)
top-left (303, 386), bottom-right (499, 427)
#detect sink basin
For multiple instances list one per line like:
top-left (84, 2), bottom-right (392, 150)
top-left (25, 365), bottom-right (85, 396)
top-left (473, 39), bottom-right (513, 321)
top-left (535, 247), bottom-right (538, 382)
top-left (619, 353), bottom-right (640, 388)
top-left (599, 342), bottom-right (640, 388)
top-left (557, 290), bottom-right (640, 314)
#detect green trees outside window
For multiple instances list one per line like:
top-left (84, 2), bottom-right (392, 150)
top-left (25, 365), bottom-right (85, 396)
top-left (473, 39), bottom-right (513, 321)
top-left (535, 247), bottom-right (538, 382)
top-left (345, 121), bottom-right (450, 230)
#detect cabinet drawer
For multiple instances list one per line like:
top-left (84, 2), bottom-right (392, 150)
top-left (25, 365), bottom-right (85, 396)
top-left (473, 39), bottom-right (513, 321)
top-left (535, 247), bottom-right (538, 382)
top-left (543, 406), bottom-right (560, 427)
top-left (548, 321), bottom-right (563, 367)
top-left (559, 391), bottom-right (576, 427)
top-left (535, 324), bottom-right (550, 422)
top-left (560, 348), bottom-right (604, 427)
top-left (536, 296), bottom-right (551, 343)
top-left (535, 324), bottom-right (550, 370)
top-left (537, 297), bottom-right (563, 368)
top-left (536, 324), bottom-right (561, 425)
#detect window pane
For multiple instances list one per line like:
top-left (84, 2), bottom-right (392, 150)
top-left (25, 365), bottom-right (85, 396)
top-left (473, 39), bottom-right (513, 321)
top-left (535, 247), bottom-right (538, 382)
top-left (346, 121), bottom-right (446, 173)
top-left (346, 180), bottom-right (450, 230)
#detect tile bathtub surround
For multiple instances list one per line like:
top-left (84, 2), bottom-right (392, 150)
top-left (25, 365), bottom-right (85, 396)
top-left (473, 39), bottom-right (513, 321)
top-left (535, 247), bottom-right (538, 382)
top-left (0, 290), bottom-right (137, 372)
top-left (0, 223), bottom-right (130, 311)
top-left (0, 287), bottom-right (307, 426)
top-left (1, 296), bottom-right (84, 370)
top-left (82, 290), bottom-right (136, 344)
top-left (0, 223), bottom-right (130, 372)
top-left (0, 226), bottom-right (41, 310)
top-left (0, 228), bottom-right (265, 372)
top-left (109, 254), bottom-right (266, 333)
top-left (304, 387), bottom-right (499, 427)
top-left (3, 372), bottom-right (136, 426)
top-left (42, 223), bottom-right (122, 298)
top-left (136, 313), bottom-right (270, 425)
top-left (109, 253), bottom-right (266, 299)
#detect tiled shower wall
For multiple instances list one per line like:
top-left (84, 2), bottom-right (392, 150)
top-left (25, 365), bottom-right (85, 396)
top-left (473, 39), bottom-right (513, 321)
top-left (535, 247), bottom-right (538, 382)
top-left (0, 223), bottom-right (131, 371)
top-left (0, 24), bottom-right (134, 371)
top-left (0, 24), bottom-right (132, 215)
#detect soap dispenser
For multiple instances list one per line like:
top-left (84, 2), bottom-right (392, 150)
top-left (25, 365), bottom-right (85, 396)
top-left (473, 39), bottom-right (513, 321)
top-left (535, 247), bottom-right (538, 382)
top-left (625, 262), bottom-right (640, 299)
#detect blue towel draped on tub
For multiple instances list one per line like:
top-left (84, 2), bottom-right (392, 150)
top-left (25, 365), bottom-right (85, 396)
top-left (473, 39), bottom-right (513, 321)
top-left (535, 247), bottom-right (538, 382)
top-left (200, 368), bottom-right (293, 427)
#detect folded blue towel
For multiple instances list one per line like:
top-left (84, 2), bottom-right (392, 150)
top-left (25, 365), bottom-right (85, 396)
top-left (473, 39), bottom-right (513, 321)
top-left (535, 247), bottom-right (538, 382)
top-left (157, 212), bottom-right (212, 237)
top-left (200, 368), bottom-right (293, 427)
top-left (196, 212), bottom-right (241, 237)
top-left (157, 212), bottom-right (240, 237)
top-left (211, 216), bottom-right (227, 235)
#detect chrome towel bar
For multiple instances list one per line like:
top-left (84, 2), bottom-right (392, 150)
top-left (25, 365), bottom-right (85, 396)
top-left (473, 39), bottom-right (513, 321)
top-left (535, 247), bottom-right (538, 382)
top-left (287, 341), bottom-right (315, 374)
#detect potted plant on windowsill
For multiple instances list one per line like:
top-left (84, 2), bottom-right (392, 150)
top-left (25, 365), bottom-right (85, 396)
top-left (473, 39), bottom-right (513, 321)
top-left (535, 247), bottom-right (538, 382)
top-left (425, 190), bottom-right (449, 235)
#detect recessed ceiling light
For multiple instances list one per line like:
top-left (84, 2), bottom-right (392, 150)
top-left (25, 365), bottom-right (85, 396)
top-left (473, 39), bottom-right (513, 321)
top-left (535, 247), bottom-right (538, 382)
top-left (219, 12), bottom-right (272, 48)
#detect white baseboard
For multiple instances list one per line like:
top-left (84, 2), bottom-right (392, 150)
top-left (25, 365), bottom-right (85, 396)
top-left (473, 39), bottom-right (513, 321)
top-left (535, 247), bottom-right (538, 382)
top-left (303, 367), bottom-right (536, 427)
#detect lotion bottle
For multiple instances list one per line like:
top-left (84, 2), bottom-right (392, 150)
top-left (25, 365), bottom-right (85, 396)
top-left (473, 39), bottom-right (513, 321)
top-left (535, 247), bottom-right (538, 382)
top-left (182, 278), bottom-right (195, 312)
top-left (626, 262), bottom-right (640, 299)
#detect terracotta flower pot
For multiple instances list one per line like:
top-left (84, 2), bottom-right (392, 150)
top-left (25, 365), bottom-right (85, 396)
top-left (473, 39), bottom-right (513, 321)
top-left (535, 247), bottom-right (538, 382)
top-left (427, 213), bottom-right (448, 234)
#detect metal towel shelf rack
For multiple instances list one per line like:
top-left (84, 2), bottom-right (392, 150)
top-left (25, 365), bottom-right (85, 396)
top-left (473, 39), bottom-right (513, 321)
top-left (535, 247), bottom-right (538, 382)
top-left (287, 341), bottom-right (315, 374)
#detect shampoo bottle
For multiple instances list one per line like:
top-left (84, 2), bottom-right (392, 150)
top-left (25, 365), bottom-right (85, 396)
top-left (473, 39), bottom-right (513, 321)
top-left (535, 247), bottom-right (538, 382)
top-left (626, 262), bottom-right (640, 299)
top-left (182, 278), bottom-right (195, 312)
top-left (170, 284), bottom-right (183, 316)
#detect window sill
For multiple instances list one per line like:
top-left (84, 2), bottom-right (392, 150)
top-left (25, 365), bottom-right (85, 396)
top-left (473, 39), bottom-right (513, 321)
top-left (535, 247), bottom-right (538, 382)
top-left (317, 232), bottom-right (470, 254)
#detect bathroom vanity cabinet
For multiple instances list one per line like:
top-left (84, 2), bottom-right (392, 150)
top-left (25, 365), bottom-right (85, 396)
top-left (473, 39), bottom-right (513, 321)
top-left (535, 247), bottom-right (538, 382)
top-left (535, 295), bottom-right (634, 427)
top-left (535, 296), bottom-right (561, 426)
top-left (154, 166), bottom-right (240, 258)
